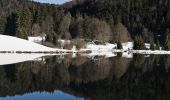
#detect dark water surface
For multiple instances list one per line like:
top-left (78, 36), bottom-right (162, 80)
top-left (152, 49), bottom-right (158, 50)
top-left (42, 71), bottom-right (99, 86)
top-left (0, 54), bottom-right (170, 100)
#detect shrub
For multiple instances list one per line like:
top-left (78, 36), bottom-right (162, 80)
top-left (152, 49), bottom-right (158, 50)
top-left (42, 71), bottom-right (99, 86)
top-left (74, 38), bottom-right (86, 50)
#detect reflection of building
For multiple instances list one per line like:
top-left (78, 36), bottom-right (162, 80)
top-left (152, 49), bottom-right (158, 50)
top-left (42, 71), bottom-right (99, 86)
top-left (34, 57), bottom-right (46, 62)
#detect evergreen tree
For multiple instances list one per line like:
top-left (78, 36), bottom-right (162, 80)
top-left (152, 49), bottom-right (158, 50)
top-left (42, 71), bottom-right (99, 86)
top-left (164, 35), bottom-right (170, 50)
top-left (134, 35), bottom-right (145, 50)
top-left (0, 15), bottom-right (6, 34)
top-left (83, 15), bottom-right (91, 38)
top-left (16, 7), bottom-right (32, 39)
top-left (117, 41), bottom-right (123, 49)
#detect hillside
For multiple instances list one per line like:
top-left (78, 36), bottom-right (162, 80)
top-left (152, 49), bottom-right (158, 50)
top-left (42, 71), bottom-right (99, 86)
top-left (0, 0), bottom-right (170, 50)
top-left (66, 0), bottom-right (170, 45)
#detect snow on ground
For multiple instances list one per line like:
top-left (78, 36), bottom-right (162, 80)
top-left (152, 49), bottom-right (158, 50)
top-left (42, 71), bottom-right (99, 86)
top-left (0, 35), bottom-right (71, 52)
top-left (1, 35), bottom-right (170, 56)
top-left (132, 50), bottom-right (170, 54)
top-left (122, 42), bottom-right (133, 50)
top-left (85, 41), bottom-right (117, 52)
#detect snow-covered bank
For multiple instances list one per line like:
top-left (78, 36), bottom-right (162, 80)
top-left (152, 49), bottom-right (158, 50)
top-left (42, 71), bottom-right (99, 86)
top-left (132, 50), bottom-right (170, 55)
top-left (0, 35), bottom-right (71, 53)
top-left (85, 42), bottom-right (117, 52)
top-left (1, 35), bottom-right (170, 55)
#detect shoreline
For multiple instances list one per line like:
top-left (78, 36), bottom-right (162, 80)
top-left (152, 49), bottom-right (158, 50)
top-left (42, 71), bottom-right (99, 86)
top-left (0, 49), bottom-right (170, 55)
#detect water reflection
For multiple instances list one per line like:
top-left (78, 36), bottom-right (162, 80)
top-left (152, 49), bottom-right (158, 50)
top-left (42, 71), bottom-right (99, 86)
top-left (0, 53), bottom-right (170, 100)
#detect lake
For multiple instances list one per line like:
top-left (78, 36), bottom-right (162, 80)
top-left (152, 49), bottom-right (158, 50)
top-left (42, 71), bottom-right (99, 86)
top-left (0, 53), bottom-right (170, 100)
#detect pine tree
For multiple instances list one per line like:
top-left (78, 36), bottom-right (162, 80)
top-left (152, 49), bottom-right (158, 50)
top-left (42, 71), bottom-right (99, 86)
top-left (134, 35), bottom-right (145, 50)
top-left (117, 41), bottom-right (123, 49)
top-left (16, 7), bottom-right (32, 39)
top-left (0, 15), bottom-right (6, 34)
top-left (164, 35), bottom-right (170, 50)
top-left (83, 15), bottom-right (91, 38)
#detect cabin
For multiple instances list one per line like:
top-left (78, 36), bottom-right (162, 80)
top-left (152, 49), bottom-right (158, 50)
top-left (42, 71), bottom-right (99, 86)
top-left (58, 39), bottom-right (72, 49)
top-left (28, 34), bottom-right (46, 43)
top-left (145, 43), bottom-right (151, 49)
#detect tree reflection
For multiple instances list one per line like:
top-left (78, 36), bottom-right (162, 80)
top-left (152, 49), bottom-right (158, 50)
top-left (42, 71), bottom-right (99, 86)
top-left (0, 54), bottom-right (170, 100)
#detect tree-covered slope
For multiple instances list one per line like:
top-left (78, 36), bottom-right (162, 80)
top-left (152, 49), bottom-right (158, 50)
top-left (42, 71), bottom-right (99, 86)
top-left (1, 0), bottom-right (170, 49)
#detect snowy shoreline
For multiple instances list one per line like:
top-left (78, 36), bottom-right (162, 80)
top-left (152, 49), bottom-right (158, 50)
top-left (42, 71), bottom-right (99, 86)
top-left (1, 34), bottom-right (170, 55)
top-left (1, 49), bottom-right (170, 55)
top-left (113, 48), bottom-right (170, 54)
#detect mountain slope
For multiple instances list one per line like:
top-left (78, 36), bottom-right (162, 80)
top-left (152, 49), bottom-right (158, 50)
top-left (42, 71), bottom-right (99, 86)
top-left (66, 0), bottom-right (170, 43)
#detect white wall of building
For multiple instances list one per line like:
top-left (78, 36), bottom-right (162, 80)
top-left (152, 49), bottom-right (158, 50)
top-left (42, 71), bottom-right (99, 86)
top-left (28, 36), bottom-right (46, 43)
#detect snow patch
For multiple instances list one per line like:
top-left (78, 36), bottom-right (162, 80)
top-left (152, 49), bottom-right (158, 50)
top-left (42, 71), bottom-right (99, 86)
top-left (85, 41), bottom-right (117, 52)
top-left (122, 42), bottom-right (133, 50)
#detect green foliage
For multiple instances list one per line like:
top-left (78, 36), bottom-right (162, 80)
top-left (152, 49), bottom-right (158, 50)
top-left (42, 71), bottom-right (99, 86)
top-left (134, 35), bottom-right (145, 50)
top-left (0, 15), bottom-right (6, 34)
top-left (83, 15), bottom-right (92, 38)
top-left (16, 7), bottom-right (32, 39)
top-left (164, 35), bottom-right (170, 50)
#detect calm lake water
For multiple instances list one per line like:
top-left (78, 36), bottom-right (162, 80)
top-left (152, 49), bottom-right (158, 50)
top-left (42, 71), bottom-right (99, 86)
top-left (0, 54), bottom-right (170, 100)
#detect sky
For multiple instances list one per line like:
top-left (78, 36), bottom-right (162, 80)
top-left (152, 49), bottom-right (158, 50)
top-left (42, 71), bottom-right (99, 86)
top-left (32, 0), bottom-right (71, 4)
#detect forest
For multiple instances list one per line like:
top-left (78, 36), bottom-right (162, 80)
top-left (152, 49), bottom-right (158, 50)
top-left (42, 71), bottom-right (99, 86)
top-left (1, 0), bottom-right (170, 49)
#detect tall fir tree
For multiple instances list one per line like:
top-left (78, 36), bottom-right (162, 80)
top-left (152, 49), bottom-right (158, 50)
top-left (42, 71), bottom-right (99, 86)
top-left (164, 35), bottom-right (170, 50)
top-left (134, 35), bottom-right (145, 50)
